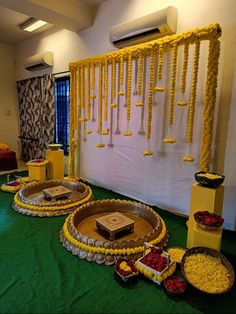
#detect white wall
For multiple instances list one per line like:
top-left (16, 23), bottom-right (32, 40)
top-left (15, 0), bottom-right (236, 230)
top-left (0, 43), bottom-right (19, 156)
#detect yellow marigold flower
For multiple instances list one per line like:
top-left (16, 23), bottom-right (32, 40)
top-left (85, 130), bottom-right (92, 134)
top-left (182, 156), bottom-right (195, 162)
top-left (111, 103), bottom-right (117, 108)
top-left (96, 143), bottom-right (105, 148)
top-left (177, 101), bottom-right (188, 106)
top-left (135, 102), bottom-right (144, 107)
top-left (123, 131), bottom-right (132, 136)
top-left (143, 150), bottom-right (153, 156)
top-left (162, 138), bottom-right (176, 144)
top-left (154, 86), bottom-right (165, 92)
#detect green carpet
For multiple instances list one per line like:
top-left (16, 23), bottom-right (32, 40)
top-left (0, 172), bottom-right (235, 314)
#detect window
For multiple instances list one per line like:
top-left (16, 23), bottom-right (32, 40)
top-left (54, 76), bottom-right (70, 155)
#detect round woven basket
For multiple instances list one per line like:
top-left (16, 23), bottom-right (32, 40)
top-left (195, 171), bottom-right (225, 188)
top-left (181, 247), bottom-right (235, 294)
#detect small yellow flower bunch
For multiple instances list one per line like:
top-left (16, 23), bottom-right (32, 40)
top-left (177, 101), bottom-right (188, 106)
top-left (96, 143), bottom-right (105, 148)
top-left (143, 150), bottom-right (153, 156)
top-left (123, 131), bottom-right (133, 136)
top-left (182, 156), bottom-right (195, 162)
top-left (119, 261), bottom-right (132, 272)
top-left (111, 103), bottom-right (117, 108)
top-left (85, 130), bottom-right (92, 134)
top-left (162, 138), bottom-right (176, 144)
top-left (154, 86), bottom-right (165, 92)
top-left (79, 117), bottom-right (88, 122)
top-left (100, 129), bottom-right (110, 135)
top-left (135, 101), bottom-right (144, 107)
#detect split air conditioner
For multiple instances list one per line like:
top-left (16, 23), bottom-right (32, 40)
top-left (23, 51), bottom-right (54, 71)
top-left (109, 6), bottom-right (178, 48)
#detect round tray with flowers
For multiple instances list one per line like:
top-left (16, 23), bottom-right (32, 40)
top-left (194, 171), bottom-right (225, 188)
top-left (164, 276), bottom-right (187, 297)
top-left (194, 211), bottom-right (224, 231)
top-left (114, 257), bottom-right (139, 282)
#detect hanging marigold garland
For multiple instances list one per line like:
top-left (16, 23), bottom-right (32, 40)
top-left (183, 41), bottom-right (201, 162)
top-left (123, 52), bottom-right (133, 136)
top-left (68, 23), bottom-right (222, 177)
top-left (177, 43), bottom-right (189, 106)
top-left (100, 57), bottom-right (109, 135)
top-left (136, 54), bottom-right (144, 107)
top-left (68, 65), bottom-right (77, 178)
top-left (200, 38), bottom-right (220, 171)
top-left (163, 43), bottom-right (178, 144)
top-left (111, 59), bottom-right (117, 108)
top-left (144, 52), bottom-right (155, 156)
top-left (118, 52), bottom-right (125, 96)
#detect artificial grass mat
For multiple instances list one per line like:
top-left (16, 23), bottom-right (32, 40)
top-left (0, 172), bottom-right (235, 314)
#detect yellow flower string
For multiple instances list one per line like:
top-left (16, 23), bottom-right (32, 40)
top-left (144, 52), bottom-right (155, 156)
top-left (177, 43), bottom-right (189, 106)
top-left (103, 57), bottom-right (109, 124)
top-left (118, 52), bottom-right (125, 96)
top-left (123, 52), bottom-right (132, 136)
top-left (163, 44), bottom-right (178, 144)
top-left (136, 54), bottom-right (144, 107)
top-left (68, 65), bottom-right (76, 178)
top-left (87, 63), bottom-right (91, 121)
top-left (111, 59), bottom-right (117, 108)
top-left (91, 60), bottom-right (96, 99)
top-left (157, 43), bottom-right (164, 81)
top-left (200, 39), bottom-right (220, 171)
top-left (98, 62), bottom-right (103, 134)
top-left (91, 61), bottom-right (96, 121)
top-left (183, 41), bottom-right (200, 162)
top-left (78, 64), bottom-right (87, 123)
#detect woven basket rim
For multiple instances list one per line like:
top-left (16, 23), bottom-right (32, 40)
top-left (181, 246), bottom-right (235, 294)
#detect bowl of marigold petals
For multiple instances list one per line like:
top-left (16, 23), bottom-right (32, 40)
top-left (194, 211), bottom-right (224, 231)
top-left (164, 276), bottom-right (187, 297)
top-left (114, 258), bottom-right (139, 282)
top-left (194, 171), bottom-right (225, 188)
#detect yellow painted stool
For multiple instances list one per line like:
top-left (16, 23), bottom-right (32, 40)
top-left (26, 159), bottom-right (48, 181)
top-left (46, 144), bottom-right (64, 180)
top-left (187, 183), bottom-right (224, 251)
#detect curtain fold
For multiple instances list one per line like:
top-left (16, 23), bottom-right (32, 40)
top-left (17, 74), bottom-right (54, 161)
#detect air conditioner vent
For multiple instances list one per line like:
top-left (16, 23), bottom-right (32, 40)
top-left (109, 6), bottom-right (177, 48)
top-left (23, 51), bottom-right (54, 71)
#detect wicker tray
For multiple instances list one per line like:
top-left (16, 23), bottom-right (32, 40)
top-left (181, 247), bottom-right (235, 294)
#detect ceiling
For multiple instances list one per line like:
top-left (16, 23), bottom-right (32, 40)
top-left (0, 0), bottom-right (105, 45)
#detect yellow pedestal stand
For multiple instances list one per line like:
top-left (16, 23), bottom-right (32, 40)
top-left (187, 183), bottom-right (224, 251)
top-left (26, 160), bottom-right (48, 181)
top-left (46, 148), bottom-right (64, 180)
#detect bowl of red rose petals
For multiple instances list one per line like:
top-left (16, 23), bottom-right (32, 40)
top-left (164, 276), bottom-right (187, 296)
top-left (114, 258), bottom-right (139, 282)
top-left (194, 211), bottom-right (224, 231)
